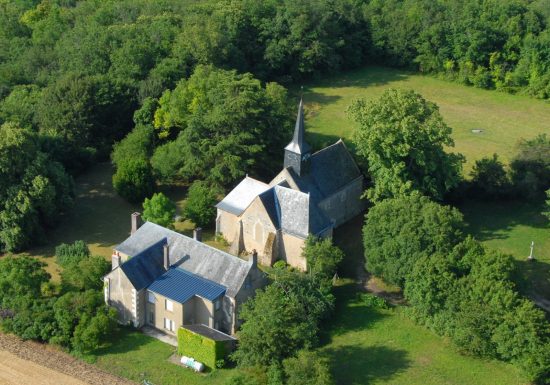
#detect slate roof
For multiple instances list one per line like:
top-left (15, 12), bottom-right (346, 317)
top-left (116, 222), bottom-right (252, 297)
top-left (216, 177), bottom-right (270, 216)
top-left (256, 185), bottom-right (332, 238)
top-left (284, 98), bottom-right (311, 155)
top-left (119, 238), bottom-right (166, 290)
top-left (148, 268), bottom-right (226, 304)
top-left (281, 140), bottom-right (362, 202)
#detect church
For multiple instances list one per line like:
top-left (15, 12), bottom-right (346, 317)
top-left (215, 99), bottom-right (366, 270)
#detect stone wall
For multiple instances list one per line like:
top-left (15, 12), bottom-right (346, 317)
top-left (318, 175), bottom-right (366, 228)
top-left (104, 268), bottom-right (136, 326)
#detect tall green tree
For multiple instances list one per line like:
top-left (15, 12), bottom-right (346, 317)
top-left (363, 192), bottom-right (465, 287)
top-left (151, 64), bottom-right (292, 186)
top-left (184, 181), bottom-right (220, 228)
top-left (350, 89), bottom-right (464, 202)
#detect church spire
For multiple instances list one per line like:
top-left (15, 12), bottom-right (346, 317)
top-left (283, 97), bottom-right (311, 176)
top-left (285, 98), bottom-right (311, 155)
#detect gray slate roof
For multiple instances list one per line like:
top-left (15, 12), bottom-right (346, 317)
top-left (284, 140), bottom-right (362, 202)
top-left (116, 222), bottom-right (253, 297)
top-left (257, 185), bottom-right (331, 238)
top-left (216, 177), bottom-right (270, 216)
top-left (120, 238), bottom-right (166, 290)
top-left (148, 267), bottom-right (226, 304)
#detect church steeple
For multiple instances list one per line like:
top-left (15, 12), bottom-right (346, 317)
top-left (284, 98), bottom-right (311, 176)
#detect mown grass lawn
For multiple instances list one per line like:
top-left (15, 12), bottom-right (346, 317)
top-left (301, 66), bottom-right (550, 172)
top-left (459, 199), bottom-right (550, 299)
top-left (83, 328), bottom-right (232, 385)
top-left (321, 283), bottom-right (528, 385)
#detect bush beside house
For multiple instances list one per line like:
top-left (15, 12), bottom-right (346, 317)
top-left (177, 327), bottom-right (229, 370)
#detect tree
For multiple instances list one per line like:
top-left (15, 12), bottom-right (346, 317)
top-left (0, 123), bottom-right (73, 252)
top-left (283, 350), bottom-right (334, 385)
top-left (303, 236), bottom-right (344, 282)
top-left (232, 269), bottom-right (333, 368)
top-left (111, 124), bottom-right (155, 203)
top-left (142, 192), bottom-right (176, 228)
top-left (61, 255), bottom-right (110, 292)
top-left (510, 134), bottom-right (550, 199)
top-left (0, 256), bottom-right (50, 308)
top-left (151, 65), bottom-right (292, 186)
top-left (363, 192), bottom-right (465, 287)
top-left (183, 181), bottom-right (220, 228)
top-left (349, 89), bottom-right (464, 202)
top-left (469, 154), bottom-right (511, 199)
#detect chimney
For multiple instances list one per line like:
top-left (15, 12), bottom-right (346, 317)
top-left (251, 249), bottom-right (258, 269)
top-left (111, 251), bottom-right (121, 270)
top-left (163, 244), bottom-right (169, 271)
top-left (193, 227), bottom-right (202, 242)
top-left (131, 212), bottom-right (142, 235)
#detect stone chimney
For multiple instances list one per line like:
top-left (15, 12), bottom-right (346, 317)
top-left (163, 244), bottom-right (169, 271)
top-left (193, 227), bottom-right (202, 242)
top-left (251, 249), bottom-right (258, 269)
top-left (131, 212), bottom-right (142, 235)
top-left (111, 251), bottom-right (121, 270)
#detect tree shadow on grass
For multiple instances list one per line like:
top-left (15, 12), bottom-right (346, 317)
top-left (322, 344), bottom-right (411, 385)
top-left (459, 199), bottom-right (548, 242)
top-left (90, 327), bottom-right (158, 358)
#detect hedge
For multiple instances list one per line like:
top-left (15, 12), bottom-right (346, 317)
top-left (177, 327), bottom-right (226, 369)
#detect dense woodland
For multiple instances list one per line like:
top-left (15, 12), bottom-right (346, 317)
top-left (1, 0), bottom-right (550, 251)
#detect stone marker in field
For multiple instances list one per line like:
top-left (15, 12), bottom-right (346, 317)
top-left (527, 241), bottom-right (535, 261)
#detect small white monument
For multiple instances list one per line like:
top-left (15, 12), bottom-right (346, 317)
top-left (527, 241), bottom-right (535, 261)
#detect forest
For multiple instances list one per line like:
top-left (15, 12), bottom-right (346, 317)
top-left (1, 0), bottom-right (549, 252)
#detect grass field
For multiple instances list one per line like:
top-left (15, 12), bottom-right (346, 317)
top-left (83, 328), bottom-right (232, 385)
top-left (321, 283), bottom-right (528, 385)
top-left (302, 66), bottom-right (550, 171)
top-left (303, 65), bottom-right (550, 301)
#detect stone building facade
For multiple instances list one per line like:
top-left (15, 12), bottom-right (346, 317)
top-left (216, 99), bottom-right (366, 270)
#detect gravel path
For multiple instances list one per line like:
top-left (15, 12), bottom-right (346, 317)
top-left (0, 333), bottom-right (136, 385)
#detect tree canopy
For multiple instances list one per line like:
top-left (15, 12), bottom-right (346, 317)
top-left (350, 89), bottom-right (464, 202)
top-left (363, 192), bottom-right (465, 287)
top-left (142, 192), bottom-right (176, 229)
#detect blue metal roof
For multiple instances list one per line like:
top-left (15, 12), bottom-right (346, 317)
top-left (148, 268), bottom-right (227, 304)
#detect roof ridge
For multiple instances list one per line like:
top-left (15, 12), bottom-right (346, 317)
top-left (143, 222), bottom-right (250, 267)
top-left (311, 138), bottom-right (344, 156)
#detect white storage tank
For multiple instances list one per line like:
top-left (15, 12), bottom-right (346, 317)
top-left (180, 355), bottom-right (205, 372)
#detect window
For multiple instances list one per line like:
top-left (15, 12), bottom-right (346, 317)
top-left (149, 311), bottom-right (154, 324)
top-left (147, 292), bottom-right (155, 303)
top-left (164, 318), bottom-right (174, 331)
top-left (165, 299), bottom-right (173, 312)
top-left (215, 298), bottom-right (221, 311)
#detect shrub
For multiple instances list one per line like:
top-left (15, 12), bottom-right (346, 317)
top-left (55, 240), bottom-right (90, 268)
top-left (177, 327), bottom-right (228, 370)
top-left (469, 154), bottom-right (511, 199)
top-left (357, 293), bottom-right (390, 309)
top-left (283, 350), bottom-right (334, 385)
top-left (142, 192), bottom-right (176, 228)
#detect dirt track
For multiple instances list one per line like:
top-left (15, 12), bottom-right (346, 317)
top-left (0, 333), bottom-right (136, 385)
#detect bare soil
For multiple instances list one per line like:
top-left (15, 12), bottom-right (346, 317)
top-left (0, 333), bottom-right (136, 385)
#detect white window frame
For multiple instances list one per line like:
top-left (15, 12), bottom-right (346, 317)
top-left (165, 299), bottom-right (173, 312)
top-left (164, 318), bottom-right (175, 331)
top-left (147, 292), bottom-right (156, 304)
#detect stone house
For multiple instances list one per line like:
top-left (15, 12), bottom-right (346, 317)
top-left (216, 99), bottom-right (366, 270)
top-left (103, 214), bottom-right (265, 338)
